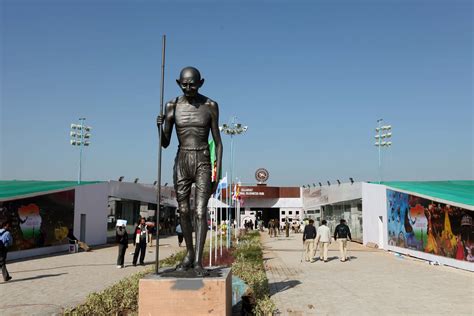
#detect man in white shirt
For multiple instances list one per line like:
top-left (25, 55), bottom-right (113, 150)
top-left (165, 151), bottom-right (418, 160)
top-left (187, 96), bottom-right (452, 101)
top-left (316, 220), bottom-right (331, 262)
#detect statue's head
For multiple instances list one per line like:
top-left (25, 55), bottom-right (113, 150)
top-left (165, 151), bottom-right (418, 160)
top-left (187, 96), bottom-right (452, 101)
top-left (177, 67), bottom-right (204, 98)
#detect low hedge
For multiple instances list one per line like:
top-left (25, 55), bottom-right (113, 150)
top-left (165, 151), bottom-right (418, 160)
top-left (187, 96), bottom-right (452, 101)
top-left (65, 251), bottom-right (185, 316)
top-left (232, 231), bottom-right (276, 315)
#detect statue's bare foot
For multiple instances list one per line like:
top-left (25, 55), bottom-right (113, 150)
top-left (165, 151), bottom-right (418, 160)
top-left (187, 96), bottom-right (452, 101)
top-left (176, 254), bottom-right (194, 271)
top-left (193, 264), bottom-right (209, 277)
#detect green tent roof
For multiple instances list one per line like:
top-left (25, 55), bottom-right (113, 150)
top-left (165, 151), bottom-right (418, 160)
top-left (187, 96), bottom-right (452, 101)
top-left (0, 180), bottom-right (102, 200)
top-left (382, 181), bottom-right (474, 207)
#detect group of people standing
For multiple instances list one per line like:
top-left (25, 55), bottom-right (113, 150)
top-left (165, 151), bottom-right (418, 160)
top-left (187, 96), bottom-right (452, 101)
top-left (302, 219), bottom-right (352, 263)
top-left (243, 219), bottom-right (255, 231)
top-left (115, 217), bottom-right (151, 268)
top-left (115, 216), bottom-right (188, 268)
top-left (268, 219), bottom-right (292, 237)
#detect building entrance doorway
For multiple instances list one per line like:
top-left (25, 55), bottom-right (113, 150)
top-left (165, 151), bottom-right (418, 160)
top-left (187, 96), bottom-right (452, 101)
top-left (253, 208), bottom-right (280, 228)
top-left (216, 208), bottom-right (235, 223)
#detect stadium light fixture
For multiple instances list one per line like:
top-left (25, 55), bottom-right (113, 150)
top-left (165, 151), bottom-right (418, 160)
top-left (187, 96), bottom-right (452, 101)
top-left (220, 116), bottom-right (248, 248)
top-left (70, 118), bottom-right (92, 184)
top-left (374, 119), bottom-right (393, 183)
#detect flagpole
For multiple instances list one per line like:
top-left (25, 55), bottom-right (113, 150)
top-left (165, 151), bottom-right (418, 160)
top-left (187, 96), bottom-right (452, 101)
top-left (220, 199), bottom-right (223, 256)
top-left (155, 34), bottom-right (166, 275)
top-left (209, 194), bottom-right (213, 267)
top-left (228, 177), bottom-right (231, 248)
top-left (215, 197), bottom-right (218, 262)
top-left (229, 135), bottom-right (234, 249)
top-left (236, 198), bottom-right (239, 240)
top-left (220, 204), bottom-right (222, 256)
top-left (235, 185), bottom-right (238, 240)
top-left (225, 176), bottom-right (228, 249)
top-left (222, 172), bottom-right (227, 254)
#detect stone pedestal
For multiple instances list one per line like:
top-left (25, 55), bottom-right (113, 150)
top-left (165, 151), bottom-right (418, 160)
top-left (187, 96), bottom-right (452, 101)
top-left (138, 268), bottom-right (232, 316)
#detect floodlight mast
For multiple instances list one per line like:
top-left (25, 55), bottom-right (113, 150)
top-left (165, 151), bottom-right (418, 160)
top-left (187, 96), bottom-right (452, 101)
top-left (219, 116), bottom-right (248, 248)
top-left (70, 118), bottom-right (92, 184)
top-left (374, 119), bottom-right (392, 183)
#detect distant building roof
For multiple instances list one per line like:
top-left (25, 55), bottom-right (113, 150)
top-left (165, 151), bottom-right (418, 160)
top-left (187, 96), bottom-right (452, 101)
top-left (0, 180), bottom-right (102, 201)
top-left (382, 180), bottom-right (474, 207)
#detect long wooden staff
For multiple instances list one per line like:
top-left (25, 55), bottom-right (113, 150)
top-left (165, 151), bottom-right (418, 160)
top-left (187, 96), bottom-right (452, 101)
top-left (155, 34), bottom-right (166, 275)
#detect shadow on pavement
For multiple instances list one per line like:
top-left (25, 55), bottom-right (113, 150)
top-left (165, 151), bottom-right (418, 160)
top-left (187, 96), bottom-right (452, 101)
top-left (6, 273), bottom-right (68, 283)
top-left (266, 248), bottom-right (307, 252)
top-left (13, 263), bottom-right (119, 273)
top-left (269, 280), bottom-right (302, 295)
top-left (314, 256), bottom-right (357, 262)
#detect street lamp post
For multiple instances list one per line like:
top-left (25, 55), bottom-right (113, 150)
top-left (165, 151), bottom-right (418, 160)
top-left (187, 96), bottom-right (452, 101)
top-left (219, 117), bottom-right (248, 248)
top-left (374, 119), bottom-right (392, 183)
top-left (70, 118), bottom-right (92, 184)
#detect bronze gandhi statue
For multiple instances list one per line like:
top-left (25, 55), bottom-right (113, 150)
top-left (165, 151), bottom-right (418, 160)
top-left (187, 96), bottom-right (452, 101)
top-left (157, 67), bottom-right (223, 276)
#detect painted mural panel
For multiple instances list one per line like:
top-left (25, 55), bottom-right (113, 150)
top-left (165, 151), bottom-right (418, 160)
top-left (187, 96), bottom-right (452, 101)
top-left (387, 189), bottom-right (473, 262)
top-left (0, 190), bottom-right (75, 251)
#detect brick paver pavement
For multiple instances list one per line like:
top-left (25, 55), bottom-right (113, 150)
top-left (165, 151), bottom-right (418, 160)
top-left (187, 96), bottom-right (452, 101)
top-left (0, 234), bottom-right (182, 315)
top-left (262, 232), bottom-right (473, 316)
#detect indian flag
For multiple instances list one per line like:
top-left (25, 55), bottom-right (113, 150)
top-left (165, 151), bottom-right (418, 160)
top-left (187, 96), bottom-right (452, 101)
top-left (208, 139), bottom-right (217, 182)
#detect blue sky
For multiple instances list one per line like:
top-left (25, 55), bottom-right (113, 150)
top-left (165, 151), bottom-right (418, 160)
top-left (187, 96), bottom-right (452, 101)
top-left (1, 0), bottom-right (472, 186)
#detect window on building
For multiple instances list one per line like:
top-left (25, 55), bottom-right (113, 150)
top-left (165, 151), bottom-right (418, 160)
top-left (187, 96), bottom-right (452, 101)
top-left (289, 211), bottom-right (293, 215)
top-left (296, 211), bottom-right (299, 215)
top-left (281, 211), bottom-right (285, 215)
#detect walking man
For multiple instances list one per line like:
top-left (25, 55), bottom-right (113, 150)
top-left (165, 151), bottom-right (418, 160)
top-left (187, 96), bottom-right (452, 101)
top-left (132, 218), bottom-right (148, 266)
top-left (316, 220), bottom-right (331, 262)
top-left (302, 219), bottom-right (317, 262)
top-left (0, 220), bottom-right (13, 282)
top-left (334, 219), bottom-right (352, 262)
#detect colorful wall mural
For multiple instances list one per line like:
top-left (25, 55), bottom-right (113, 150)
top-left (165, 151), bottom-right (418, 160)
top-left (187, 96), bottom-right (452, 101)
top-left (0, 190), bottom-right (75, 251)
top-left (387, 189), bottom-right (473, 262)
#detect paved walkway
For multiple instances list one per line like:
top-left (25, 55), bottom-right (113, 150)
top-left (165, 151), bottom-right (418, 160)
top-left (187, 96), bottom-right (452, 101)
top-left (262, 232), bottom-right (473, 316)
top-left (0, 235), bottom-right (182, 315)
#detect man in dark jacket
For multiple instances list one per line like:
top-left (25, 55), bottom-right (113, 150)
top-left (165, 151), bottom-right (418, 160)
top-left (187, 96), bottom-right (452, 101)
top-left (302, 219), bottom-right (317, 262)
top-left (116, 224), bottom-right (128, 268)
top-left (334, 219), bottom-right (352, 262)
top-left (132, 218), bottom-right (148, 266)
